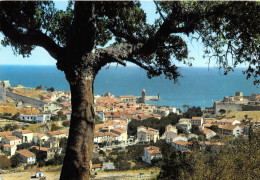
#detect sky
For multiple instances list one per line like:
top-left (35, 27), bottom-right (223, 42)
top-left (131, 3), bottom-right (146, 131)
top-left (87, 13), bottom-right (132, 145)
top-left (0, 1), bottom-right (247, 68)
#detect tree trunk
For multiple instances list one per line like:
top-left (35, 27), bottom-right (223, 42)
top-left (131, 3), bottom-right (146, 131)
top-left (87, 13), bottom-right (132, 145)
top-left (60, 68), bottom-right (95, 180)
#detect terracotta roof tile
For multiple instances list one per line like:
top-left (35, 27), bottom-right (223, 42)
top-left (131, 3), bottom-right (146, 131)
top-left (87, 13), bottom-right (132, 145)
top-left (31, 146), bottom-right (50, 152)
top-left (17, 149), bottom-right (36, 158)
top-left (173, 140), bottom-right (191, 146)
top-left (0, 131), bottom-right (12, 137)
top-left (92, 164), bottom-right (102, 168)
top-left (148, 150), bottom-right (161, 154)
top-left (34, 133), bottom-right (46, 138)
top-left (144, 146), bottom-right (159, 150)
top-left (5, 136), bottom-right (21, 141)
top-left (192, 117), bottom-right (203, 121)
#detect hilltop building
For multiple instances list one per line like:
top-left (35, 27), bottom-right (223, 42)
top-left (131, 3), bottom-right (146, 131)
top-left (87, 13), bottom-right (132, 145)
top-left (117, 89), bottom-right (160, 104)
top-left (0, 81), bottom-right (6, 102)
top-left (213, 92), bottom-right (260, 115)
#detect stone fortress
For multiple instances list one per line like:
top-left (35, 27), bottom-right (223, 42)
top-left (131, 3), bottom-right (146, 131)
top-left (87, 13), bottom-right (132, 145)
top-left (0, 80), bottom-right (10, 102)
top-left (117, 89), bottom-right (160, 104)
top-left (214, 92), bottom-right (260, 115)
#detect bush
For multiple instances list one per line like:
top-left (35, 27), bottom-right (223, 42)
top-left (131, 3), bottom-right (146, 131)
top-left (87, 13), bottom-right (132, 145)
top-left (17, 143), bottom-right (33, 150)
top-left (45, 154), bottom-right (64, 166)
top-left (62, 121), bottom-right (70, 127)
top-left (47, 87), bottom-right (55, 92)
top-left (0, 155), bottom-right (11, 169)
top-left (57, 111), bottom-right (67, 121)
top-left (12, 112), bottom-right (20, 120)
top-left (35, 85), bottom-right (42, 90)
top-left (11, 154), bottom-right (23, 168)
top-left (51, 123), bottom-right (62, 131)
top-left (4, 124), bottom-right (19, 131)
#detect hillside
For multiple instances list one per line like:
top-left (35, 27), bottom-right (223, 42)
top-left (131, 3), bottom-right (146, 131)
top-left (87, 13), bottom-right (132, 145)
top-left (225, 111), bottom-right (260, 121)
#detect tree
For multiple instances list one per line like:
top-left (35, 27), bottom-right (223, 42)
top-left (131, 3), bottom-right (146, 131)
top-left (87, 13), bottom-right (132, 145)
top-left (47, 87), bottom-right (55, 92)
top-left (190, 125), bottom-right (203, 136)
top-left (12, 112), bottom-right (20, 120)
top-left (10, 154), bottom-right (23, 168)
top-left (183, 106), bottom-right (202, 119)
top-left (1, 1), bottom-right (260, 179)
top-left (57, 111), bottom-right (67, 121)
top-left (62, 120), bottom-right (70, 128)
top-left (35, 85), bottom-right (42, 90)
top-left (219, 109), bottom-right (226, 116)
top-left (0, 155), bottom-right (11, 169)
top-left (4, 123), bottom-right (19, 131)
top-left (158, 141), bottom-right (188, 179)
top-left (51, 123), bottom-right (62, 131)
top-left (29, 147), bottom-right (47, 162)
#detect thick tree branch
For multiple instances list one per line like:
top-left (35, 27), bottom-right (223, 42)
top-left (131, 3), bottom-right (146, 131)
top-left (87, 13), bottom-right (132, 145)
top-left (0, 15), bottom-right (64, 60)
top-left (154, 1), bottom-right (166, 21)
top-left (67, 1), bottom-right (96, 57)
top-left (96, 44), bottom-right (156, 73)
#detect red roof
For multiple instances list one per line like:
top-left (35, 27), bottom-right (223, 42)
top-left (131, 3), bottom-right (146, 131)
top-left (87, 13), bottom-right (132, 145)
top-left (148, 150), bottom-right (161, 154)
top-left (0, 131), bottom-right (12, 137)
top-left (17, 149), bottom-right (36, 158)
top-left (92, 164), bottom-right (102, 168)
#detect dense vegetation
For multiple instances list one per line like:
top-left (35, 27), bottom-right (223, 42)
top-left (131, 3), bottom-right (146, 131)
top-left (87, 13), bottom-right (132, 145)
top-left (0, 155), bottom-right (11, 169)
top-left (158, 128), bottom-right (260, 179)
top-left (183, 106), bottom-right (203, 119)
top-left (128, 113), bottom-right (181, 136)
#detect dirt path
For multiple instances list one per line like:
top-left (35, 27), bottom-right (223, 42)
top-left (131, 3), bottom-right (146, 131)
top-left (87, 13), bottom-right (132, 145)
top-left (0, 172), bottom-right (60, 180)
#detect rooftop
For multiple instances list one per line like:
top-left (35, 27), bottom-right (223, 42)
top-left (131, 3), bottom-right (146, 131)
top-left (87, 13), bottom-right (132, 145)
top-left (17, 149), bottom-right (36, 158)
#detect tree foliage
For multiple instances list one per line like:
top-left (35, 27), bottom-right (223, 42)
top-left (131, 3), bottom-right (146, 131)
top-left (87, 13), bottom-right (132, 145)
top-left (183, 106), bottom-right (202, 119)
top-left (158, 128), bottom-right (260, 179)
top-left (35, 85), bottom-right (42, 90)
top-left (17, 143), bottom-right (33, 150)
top-left (128, 113), bottom-right (181, 136)
top-left (10, 154), bottom-right (23, 168)
top-left (0, 155), bottom-right (11, 169)
top-left (47, 87), bottom-right (55, 92)
top-left (4, 123), bottom-right (19, 131)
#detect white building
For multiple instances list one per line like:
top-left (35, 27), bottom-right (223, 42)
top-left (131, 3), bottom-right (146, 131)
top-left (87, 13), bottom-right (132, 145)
top-left (33, 133), bottom-right (49, 144)
top-left (12, 130), bottom-right (34, 143)
top-left (172, 140), bottom-right (192, 152)
top-left (16, 149), bottom-right (36, 164)
top-left (169, 135), bottom-right (187, 144)
top-left (218, 119), bottom-right (241, 125)
top-left (3, 144), bottom-right (17, 156)
top-left (218, 125), bottom-right (242, 137)
top-left (48, 130), bottom-right (69, 139)
top-left (137, 127), bottom-right (159, 143)
top-left (142, 146), bottom-right (162, 164)
top-left (202, 128), bottom-right (216, 140)
top-left (2, 136), bottom-right (22, 145)
top-left (176, 119), bottom-right (192, 133)
top-left (20, 114), bottom-right (51, 123)
top-left (165, 131), bottom-right (178, 143)
top-left (191, 117), bottom-right (204, 126)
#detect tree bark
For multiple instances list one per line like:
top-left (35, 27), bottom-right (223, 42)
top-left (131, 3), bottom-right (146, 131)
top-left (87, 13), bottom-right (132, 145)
top-left (60, 67), bottom-right (95, 180)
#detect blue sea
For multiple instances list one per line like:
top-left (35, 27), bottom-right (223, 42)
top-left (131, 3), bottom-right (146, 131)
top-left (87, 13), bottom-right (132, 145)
top-left (0, 65), bottom-right (259, 109)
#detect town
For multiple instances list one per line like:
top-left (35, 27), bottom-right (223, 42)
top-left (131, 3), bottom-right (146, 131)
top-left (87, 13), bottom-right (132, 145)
top-left (0, 80), bottom-right (259, 179)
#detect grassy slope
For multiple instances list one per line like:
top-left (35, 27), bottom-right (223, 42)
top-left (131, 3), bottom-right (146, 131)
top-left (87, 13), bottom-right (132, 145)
top-left (226, 111), bottom-right (260, 121)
